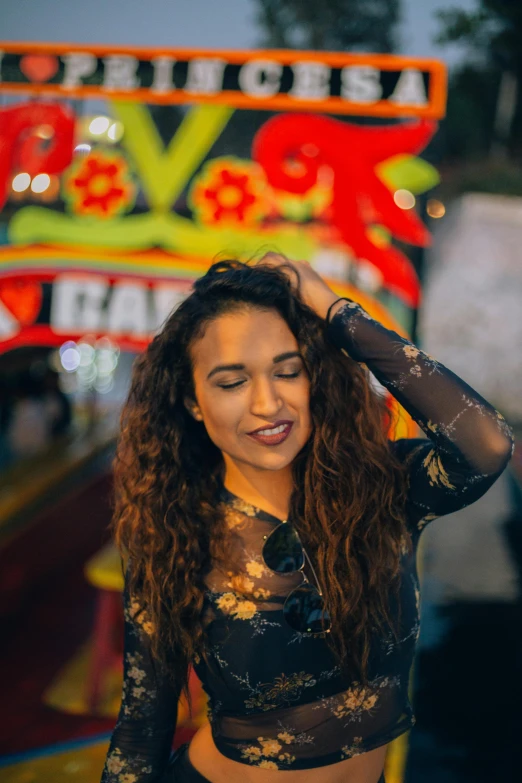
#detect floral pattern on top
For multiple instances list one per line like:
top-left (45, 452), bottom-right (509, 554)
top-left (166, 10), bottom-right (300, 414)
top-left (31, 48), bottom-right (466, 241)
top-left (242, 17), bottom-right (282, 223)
top-left (240, 735), bottom-right (297, 769)
top-left (323, 676), bottom-right (400, 724)
top-left (208, 587), bottom-right (281, 635)
top-left (244, 671), bottom-right (315, 711)
top-left (228, 664), bottom-right (343, 714)
top-left (104, 747), bottom-right (153, 782)
top-left (124, 597), bottom-right (155, 637)
top-left (101, 298), bottom-right (515, 779)
top-left (100, 574), bottom-right (181, 782)
top-left (423, 449), bottom-right (457, 490)
top-left (233, 721), bottom-right (316, 769)
top-left (245, 559), bottom-right (266, 578)
top-left (340, 736), bottom-right (364, 760)
top-left (121, 650), bottom-right (155, 720)
top-left (216, 592), bottom-right (257, 620)
top-left (220, 496), bottom-right (261, 530)
top-left (224, 564), bottom-right (272, 599)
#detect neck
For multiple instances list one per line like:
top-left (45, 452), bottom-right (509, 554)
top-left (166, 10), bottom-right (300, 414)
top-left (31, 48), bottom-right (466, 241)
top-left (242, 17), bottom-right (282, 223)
top-left (222, 456), bottom-right (293, 521)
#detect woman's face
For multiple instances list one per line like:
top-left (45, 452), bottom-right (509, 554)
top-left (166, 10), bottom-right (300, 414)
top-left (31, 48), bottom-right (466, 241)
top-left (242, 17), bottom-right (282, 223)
top-left (186, 306), bottom-right (312, 473)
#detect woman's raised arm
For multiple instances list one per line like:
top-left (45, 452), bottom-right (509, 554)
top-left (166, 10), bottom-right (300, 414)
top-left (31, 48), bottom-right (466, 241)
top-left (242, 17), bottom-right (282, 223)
top-left (325, 300), bottom-right (515, 535)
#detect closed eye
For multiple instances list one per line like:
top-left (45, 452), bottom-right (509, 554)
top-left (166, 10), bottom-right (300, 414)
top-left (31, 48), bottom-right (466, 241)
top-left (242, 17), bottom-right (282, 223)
top-left (218, 370), bottom-right (302, 390)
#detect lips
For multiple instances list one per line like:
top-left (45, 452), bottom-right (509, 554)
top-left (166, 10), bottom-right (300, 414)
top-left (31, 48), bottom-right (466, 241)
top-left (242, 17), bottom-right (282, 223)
top-left (248, 419), bottom-right (293, 435)
top-left (247, 421), bottom-right (294, 446)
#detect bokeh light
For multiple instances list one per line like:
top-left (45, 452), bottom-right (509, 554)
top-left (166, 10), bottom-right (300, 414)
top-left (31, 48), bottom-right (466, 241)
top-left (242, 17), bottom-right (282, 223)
top-left (39, 174), bottom-right (60, 203)
top-left (12, 173), bottom-right (31, 192)
top-left (31, 173), bottom-right (51, 193)
top-left (427, 198), bottom-right (446, 218)
top-left (89, 116), bottom-right (110, 135)
top-left (107, 121), bottom-right (124, 142)
top-left (393, 189), bottom-right (416, 210)
top-left (59, 341), bottom-right (81, 372)
top-left (34, 124), bottom-right (54, 140)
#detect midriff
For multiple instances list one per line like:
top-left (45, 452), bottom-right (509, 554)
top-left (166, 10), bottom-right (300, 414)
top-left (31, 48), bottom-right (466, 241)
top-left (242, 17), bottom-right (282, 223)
top-left (187, 720), bottom-right (387, 783)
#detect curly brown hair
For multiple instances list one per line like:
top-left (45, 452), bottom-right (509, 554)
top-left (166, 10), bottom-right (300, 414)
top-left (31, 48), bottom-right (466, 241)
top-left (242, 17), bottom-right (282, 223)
top-left (111, 258), bottom-right (411, 715)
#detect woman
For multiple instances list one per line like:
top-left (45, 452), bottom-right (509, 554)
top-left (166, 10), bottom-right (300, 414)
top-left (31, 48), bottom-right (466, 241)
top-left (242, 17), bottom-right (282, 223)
top-left (100, 255), bottom-right (514, 783)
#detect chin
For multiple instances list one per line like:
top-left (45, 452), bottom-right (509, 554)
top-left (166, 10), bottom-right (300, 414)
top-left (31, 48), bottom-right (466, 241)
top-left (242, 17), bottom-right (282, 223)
top-left (246, 448), bottom-right (300, 470)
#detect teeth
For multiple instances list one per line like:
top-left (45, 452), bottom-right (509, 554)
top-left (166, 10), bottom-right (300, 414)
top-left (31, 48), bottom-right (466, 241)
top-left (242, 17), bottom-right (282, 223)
top-left (255, 424), bottom-right (287, 436)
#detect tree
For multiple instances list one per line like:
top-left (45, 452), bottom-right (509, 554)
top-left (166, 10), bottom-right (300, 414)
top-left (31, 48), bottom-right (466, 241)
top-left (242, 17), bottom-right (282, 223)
top-left (436, 1), bottom-right (522, 71)
top-left (255, 0), bottom-right (401, 53)
top-left (436, 1), bottom-right (522, 159)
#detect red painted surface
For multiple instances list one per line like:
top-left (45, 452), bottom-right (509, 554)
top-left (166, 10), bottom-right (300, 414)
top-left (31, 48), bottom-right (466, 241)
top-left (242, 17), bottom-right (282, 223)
top-left (0, 469), bottom-right (198, 757)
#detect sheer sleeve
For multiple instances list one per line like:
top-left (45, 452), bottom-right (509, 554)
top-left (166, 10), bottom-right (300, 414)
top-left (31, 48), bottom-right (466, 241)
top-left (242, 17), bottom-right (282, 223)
top-left (325, 300), bottom-right (515, 536)
top-left (100, 565), bottom-right (182, 782)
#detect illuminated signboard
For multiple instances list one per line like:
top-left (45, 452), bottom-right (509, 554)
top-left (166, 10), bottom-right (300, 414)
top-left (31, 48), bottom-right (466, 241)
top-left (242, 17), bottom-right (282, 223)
top-left (0, 44), bottom-right (446, 118)
top-left (0, 43), bottom-right (446, 389)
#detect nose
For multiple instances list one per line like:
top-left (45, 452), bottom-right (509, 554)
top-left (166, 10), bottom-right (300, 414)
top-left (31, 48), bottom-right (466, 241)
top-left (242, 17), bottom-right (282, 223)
top-left (250, 375), bottom-right (284, 419)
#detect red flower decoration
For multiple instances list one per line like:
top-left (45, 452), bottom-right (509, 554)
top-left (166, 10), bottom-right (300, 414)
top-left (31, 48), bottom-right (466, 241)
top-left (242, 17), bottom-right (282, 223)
top-left (64, 151), bottom-right (135, 219)
top-left (190, 158), bottom-right (268, 225)
top-left (253, 115), bottom-right (437, 308)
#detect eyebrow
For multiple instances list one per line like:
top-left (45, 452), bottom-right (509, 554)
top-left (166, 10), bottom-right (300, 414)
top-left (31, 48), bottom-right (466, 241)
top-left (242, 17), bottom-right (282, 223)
top-left (206, 351), bottom-right (302, 380)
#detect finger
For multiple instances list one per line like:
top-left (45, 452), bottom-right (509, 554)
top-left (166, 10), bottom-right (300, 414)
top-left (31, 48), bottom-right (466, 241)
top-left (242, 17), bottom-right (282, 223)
top-left (255, 253), bottom-right (301, 290)
top-left (257, 251), bottom-right (287, 266)
top-left (257, 252), bottom-right (302, 275)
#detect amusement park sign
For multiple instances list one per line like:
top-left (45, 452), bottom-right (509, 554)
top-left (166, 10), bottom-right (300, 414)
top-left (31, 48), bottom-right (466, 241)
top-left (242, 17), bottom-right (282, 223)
top-left (0, 41), bottom-right (446, 380)
top-left (0, 43), bottom-right (446, 118)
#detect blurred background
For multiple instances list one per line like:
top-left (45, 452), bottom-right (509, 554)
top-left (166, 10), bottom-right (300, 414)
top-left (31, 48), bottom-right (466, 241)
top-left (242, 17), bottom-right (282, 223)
top-left (0, 1), bottom-right (521, 782)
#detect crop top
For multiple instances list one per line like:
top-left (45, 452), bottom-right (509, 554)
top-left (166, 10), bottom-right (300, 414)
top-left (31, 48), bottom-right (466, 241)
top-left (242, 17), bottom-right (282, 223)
top-left (100, 300), bottom-right (514, 780)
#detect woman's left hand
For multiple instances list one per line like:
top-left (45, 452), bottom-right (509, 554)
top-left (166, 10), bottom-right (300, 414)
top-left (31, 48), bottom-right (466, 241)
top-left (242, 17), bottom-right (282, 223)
top-left (254, 253), bottom-right (343, 321)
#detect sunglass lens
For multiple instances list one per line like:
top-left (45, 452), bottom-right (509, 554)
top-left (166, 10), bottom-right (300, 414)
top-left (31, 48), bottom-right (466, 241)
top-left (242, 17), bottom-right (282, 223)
top-left (283, 582), bottom-right (331, 634)
top-left (263, 523), bottom-right (305, 573)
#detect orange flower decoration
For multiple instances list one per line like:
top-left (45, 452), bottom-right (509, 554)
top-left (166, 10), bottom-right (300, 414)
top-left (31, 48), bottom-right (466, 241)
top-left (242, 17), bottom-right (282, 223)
top-left (190, 157), bottom-right (268, 225)
top-left (64, 151), bottom-right (136, 219)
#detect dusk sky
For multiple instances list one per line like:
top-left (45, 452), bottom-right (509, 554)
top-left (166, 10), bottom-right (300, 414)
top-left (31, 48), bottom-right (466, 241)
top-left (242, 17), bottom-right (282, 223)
top-left (2, 0), bottom-right (476, 66)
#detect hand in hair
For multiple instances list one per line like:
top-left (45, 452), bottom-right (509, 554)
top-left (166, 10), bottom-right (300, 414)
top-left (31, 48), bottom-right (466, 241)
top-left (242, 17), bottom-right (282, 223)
top-left (255, 252), bottom-right (345, 321)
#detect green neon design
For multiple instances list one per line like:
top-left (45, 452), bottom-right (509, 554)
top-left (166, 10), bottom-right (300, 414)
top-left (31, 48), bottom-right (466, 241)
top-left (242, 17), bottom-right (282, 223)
top-left (377, 154), bottom-right (440, 195)
top-left (112, 102), bottom-right (234, 211)
top-left (8, 208), bottom-right (317, 260)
